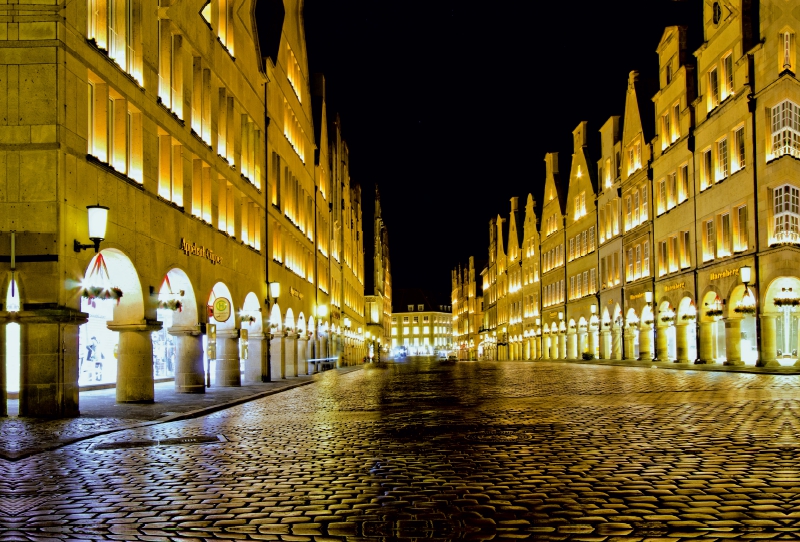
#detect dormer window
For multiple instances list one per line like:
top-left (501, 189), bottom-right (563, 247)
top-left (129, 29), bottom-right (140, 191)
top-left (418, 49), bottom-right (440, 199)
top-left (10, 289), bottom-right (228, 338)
top-left (783, 31), bottom-right (795, 73)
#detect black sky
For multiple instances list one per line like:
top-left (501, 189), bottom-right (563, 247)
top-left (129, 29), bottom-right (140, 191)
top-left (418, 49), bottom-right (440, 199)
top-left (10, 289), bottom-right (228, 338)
top-left (303, 0), bottom-right (702, 297)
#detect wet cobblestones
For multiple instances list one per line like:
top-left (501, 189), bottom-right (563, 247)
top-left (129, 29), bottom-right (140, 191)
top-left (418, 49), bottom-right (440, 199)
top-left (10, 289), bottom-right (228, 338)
top-left (2, 360), bottom-right (800, 540)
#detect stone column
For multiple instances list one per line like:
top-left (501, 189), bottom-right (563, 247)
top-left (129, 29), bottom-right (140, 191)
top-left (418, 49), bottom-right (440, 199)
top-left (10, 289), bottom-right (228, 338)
top-left (612, 326), bottom-right (622, 360)
top-left (109, 320), bottom-right (162, 402)
top-left (15, 309), bottom-right (87, 417)
top-left (297, 336), bottom-right (308, 375)
top-left (723, 317), bottom-right (743, 366)
top-left (759, 313), bottom-right (779, 367)
top-left (214, 329), bottom-right (241, 386)
top-left (623, 328), bottom-right (635, 360)
top-left (599, 328), bottom-right (611, 359)
top-left (243, 332), bottom-right (264, 383)
top-left (655, 325), bottom-right (669, 361)
top-left (284, 333), bottom-right (298, 377)
top-left (0, 321), bottom-right (6, 416)
top-left (542, 335), bottom-right (550, 360)
top-left (639, 325), bottom-right (653, 361)
top-left (306, 337), bottom-right (314, 374)
top-left (567, 329), bottom-right (577, 360)
top-left (169, 325), bottom-right (205, 393)
top-left (270, 332), bottom-right (285, 379)
top-left (697, 321), bottom-right (715, 364)
top-left (559, 332), bottom-right (567, 360)
top-left (675, 322), bottom-right (691, 363)
top-left (589, 329), bottom-right (598, 358)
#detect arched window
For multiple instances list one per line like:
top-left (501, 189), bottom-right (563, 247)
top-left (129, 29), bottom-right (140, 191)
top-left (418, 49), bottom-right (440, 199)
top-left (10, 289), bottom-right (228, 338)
top-left (773, 184), bottom-right (800, 245)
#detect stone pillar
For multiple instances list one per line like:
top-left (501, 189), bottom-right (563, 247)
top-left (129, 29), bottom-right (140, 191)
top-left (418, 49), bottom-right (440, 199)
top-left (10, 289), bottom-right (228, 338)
top-left (559, 332), bottom-right (567, 360)
top-left (697, 321), bottom-right (715, 364)
top-left (724, 318), bottom-right (743, 366)
top-left (270, 333), bottom-right (285, 379)
top-left (542, 335), bottom-right (550, 359)
top-left (169, 325), bottom-right (205, 393)
top-left (589, 329), bottom-right (598, 358)
top-left (759, 313), bottom-right (779, 367)
top-left (612, 326), bottom-right (622, 360)
top-left (284, 333), bottom-right (298, 377)
top-left (297, 336), bottom-right (308, 375)
top-left (214, 329), bottom-right (241, 386)
top-left (15, 309), bottom-right (86, 417)
top-left (0, 321), bottom-right (6, 416)
top-left (639, 325), bottom-right (653, 361)
top-left (306, 337), bottom-right (314, 374)
top-left (599, 328), bottom-right (611, 359)
top-left (655, 325), bottom-right (669, 361)
top-left (243, 332), bottom-right (264, 383)
top-left (675, 322), bottom-right (691, 363)
top-left (623, 328), bottom-right (635, 360)
top-left (567, 330), bottom-right (577, 360)
top-left (109, 321), bottom-right (162, 402)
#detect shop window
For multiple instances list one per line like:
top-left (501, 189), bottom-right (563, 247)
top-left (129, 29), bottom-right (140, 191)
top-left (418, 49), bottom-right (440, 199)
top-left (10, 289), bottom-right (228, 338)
top-left (773, 183), bottom-right (800, 245)
top-left (770, 100), bottom-right (800, 160)
top-left (87, 0), bottom-right (141, 84)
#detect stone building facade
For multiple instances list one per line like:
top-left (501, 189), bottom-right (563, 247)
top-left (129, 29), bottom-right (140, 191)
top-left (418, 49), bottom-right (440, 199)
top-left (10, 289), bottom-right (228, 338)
top-left (0, 0), bottom-right (369, 417)
top-left (453, 1), bottom-right (800, 369)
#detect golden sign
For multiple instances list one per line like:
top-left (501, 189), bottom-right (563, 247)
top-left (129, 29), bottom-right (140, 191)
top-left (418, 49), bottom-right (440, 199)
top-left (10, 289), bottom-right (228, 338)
top-left (181, 238), bottom-right (222, 265)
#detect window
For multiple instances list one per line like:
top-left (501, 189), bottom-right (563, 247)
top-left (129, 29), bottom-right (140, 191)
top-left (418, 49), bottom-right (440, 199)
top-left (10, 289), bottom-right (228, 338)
top-left (703, 220), bottom-right (716, 261)
top-left (627, 248), bottom-right (633, 281)
top-left (659, 241), bottom-right (668, 276)
top-left (403, 316), bottom-right (409, 323)
top-left (734, 127), bottom-right (746, 172)
top-left (635, 245), bottom-right (642, 278)
top-left (717, 138), bottom-right (728, 181)
top-left (774, 184), bottom-right (800, 244)
top-left (576, 274), bottom-right (582, 298)
top-left (569, 276), bottom-right (575, 300)
top-left (680, 231), bottom-right (691, 268)
top-left (157, 21), bottom-right (183, 118)
top-left (581, 230), bottom-right (587, 256)
top-left (783, 31), bottom-right (794, 72)
top-left (284, 98), bottom-right (306, 162)
top-left (599, 208), bottom-right (606, 243)
top-left (614, 252), bottom-right (620, 284)
top-left (423, 326), bottom-right (429, 335)
top-left (679, 164), bottom-right (689, 203)
top-left (202, 0), bottom-right (234, 55)
top-left (669, 236), bottom-right (679, 273)
top-left (734, 205), bottom-right (748, 252)
top-left (701, 149), bottom-right (713, 190)
top-left (633, 191), bottom-right (640, 225)
top-left (286, 46), bottom-right (303, 102)
top-left (590, 268), bottom-right (596, 293)
top-left (403, 327), bottom-right (409, 335)
top-left (88, 0), bottom-right (141, 84)
top-left (412, 326), bottom-right (419, 335)
top-left (569, 238), bottom-right (574, 261)
top-left (673, 103), bottom-right (681, 141)
top-left (158, 131), bottom-right (183, 206)
top-left (771, 100), bottom-right (800, 160)
top-left (709, 67), bottom-right (720, 109)
top-left (583, 270), bottom-right (589, 296)
top-left (643, 241), bottom-right (649, 276)
top-left (662, 112), bottom-right (671, 149)
top-left (423, 316), bottom-right (429, 323)
top-left (722, 54), bottom-right (734, 100)
top-left (719, 213), bottom-right (732, 257)
top-left (641, 186), bottom-right (648, 220)
top-left (392, 327), bottom-right (397, 336)
top-left (625, 197), bottom-right (632, 230)
top-left (588, 226), bottom-right (595, 252)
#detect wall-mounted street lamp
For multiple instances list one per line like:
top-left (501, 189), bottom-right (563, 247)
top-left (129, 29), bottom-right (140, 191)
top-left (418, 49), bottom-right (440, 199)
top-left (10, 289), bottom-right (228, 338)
top-left (74, 205), bottom-right (109, 253)
top-left (737, 266), bottom-right (756, 312)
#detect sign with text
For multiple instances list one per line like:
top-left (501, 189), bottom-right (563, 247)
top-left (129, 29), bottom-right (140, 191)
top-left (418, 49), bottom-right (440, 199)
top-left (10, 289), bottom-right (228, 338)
top-left (211, 297), bottom-right (231, 322)
top-left (181, 238), bottom-right (222, 265)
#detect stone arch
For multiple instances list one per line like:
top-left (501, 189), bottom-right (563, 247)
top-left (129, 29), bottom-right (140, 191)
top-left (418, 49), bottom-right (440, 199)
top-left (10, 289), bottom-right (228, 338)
top-left (307, 315), bottom-right (315, 338)
top-left (625, 308), bottom-right (639, 325)
top-left (763, 276), bottom-right (800, 313)
top-left (700, 290), bottom-right (723, 323)
top-left (208, 282), bottom-right (236, 331)
top-left (269, 303), bottom-right (282, 331)
top-left (83, 249), bottom-right (145, 325)
top-left (677, 296), bottom-right (696, 320)
top-left (297, 312), bottom-right (306, 335)
top-left (284, 308), bottom-right (295, 332)
top-left (158, 268), bottom-right (199, 327)
top-left (241, 292), bottom-right (263, 334)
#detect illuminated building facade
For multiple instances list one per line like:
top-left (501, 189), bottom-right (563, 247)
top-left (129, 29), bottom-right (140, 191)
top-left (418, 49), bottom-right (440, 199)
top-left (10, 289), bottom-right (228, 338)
top-left (365, 186), bottom-right (391, 359)
top-left (479, 219), bottom-right (498, 360)
top-left (453, 0), bottom-right (800, 367)
top-left (452, 257), bottom-right (483, 360)
top-left (521, 194), bottom-right (541, 359)
top-left (0, 0), bottom-right (368, 418)
top-left (392, 290), bottom-right (451, 356)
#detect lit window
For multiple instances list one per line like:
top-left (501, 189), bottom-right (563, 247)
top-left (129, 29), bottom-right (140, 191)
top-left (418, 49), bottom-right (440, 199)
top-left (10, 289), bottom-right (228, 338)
top-left (286, 46), bottom-right (303, 102)
top-left (703, 220), bottom-right (716, 262)
top-left (717, 138), bottom-right (728, 181)
top-left (679, 164), bottom-right (689, 203)
top-left (391, 327), bottom-right (397, 336)
top-left (701, 149), bottom-right (713, 190)
top-left (734, 127), bottom-right (746, 172)
top-left (718, 213), bottom-right (732, 257)
top-left (782, 31), bottom-right (795, 72)
top-left (708, 66), bottom-right (720, 110)
top-left (721, 53), bottom-right (734, 101)
top-left (773, 184), bottom-right (800, 245)
top-left (658, 179), bottom-right (666, 215)
top-left (771, 100), bottom-right (800, 160)
top-left (734, 205), bottom-right (748, 252)
top-left (680, 231), bottom-right (691, 269)
top-left (88, 0), bottom-right (142, 84)
top-left (672, 103), bottom-right (681, 141)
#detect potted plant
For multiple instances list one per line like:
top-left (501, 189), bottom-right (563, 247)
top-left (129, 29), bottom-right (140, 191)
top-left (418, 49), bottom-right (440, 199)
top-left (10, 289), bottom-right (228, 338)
top-left (240, 314), bottom-right (256, 324)
top-left (643, 319), bottom-right (654, 326)
top-left (157, 299), bottom-right (183, 312)
top-left (705, 308), bottom-right (723, 318)
top-left (773, 297), bottom-right (800, 308)
top-left (660, 315), bottom-right (675, 324)
top-left (681, 314), bottom-right (696, 322)
top-left (80, 286), bottom-right (123, 307)
top-left (733, 305), bottom-right (756, 315)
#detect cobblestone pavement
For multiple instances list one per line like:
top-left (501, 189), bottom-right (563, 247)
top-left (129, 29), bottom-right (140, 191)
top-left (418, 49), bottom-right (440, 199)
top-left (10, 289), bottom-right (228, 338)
top-left (2, 360), bottom-right (800, 541)
top-left (1, 369), bottom-right (359, 460)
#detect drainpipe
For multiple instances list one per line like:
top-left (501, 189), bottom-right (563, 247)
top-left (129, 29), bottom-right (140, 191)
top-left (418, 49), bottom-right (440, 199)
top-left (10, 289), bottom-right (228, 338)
top-left (747, 52), bottom-right (764, 365)
top-left (263, 77), bottom-right (272, 382)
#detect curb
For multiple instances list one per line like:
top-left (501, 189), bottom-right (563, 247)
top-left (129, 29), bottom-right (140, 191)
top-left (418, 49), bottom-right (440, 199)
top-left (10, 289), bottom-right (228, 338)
top-left (526, 358), bottom-right (800, 375)
top-left (1, 366), bottom-right (363, 461)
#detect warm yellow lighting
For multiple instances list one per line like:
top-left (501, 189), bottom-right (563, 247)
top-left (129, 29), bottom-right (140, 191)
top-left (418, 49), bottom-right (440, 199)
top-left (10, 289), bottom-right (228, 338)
top-left (269, 282), bottom-right (281, 299)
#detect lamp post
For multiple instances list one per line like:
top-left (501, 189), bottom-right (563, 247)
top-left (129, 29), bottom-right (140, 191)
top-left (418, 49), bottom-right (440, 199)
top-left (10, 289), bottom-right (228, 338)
top-left (263, 281), bottom-right (280, 382)
top-left (74, 205), bottom-right (109, 253)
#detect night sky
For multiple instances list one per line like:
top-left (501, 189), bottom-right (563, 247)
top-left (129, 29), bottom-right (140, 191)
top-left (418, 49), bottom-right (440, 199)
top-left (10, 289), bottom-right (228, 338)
top-left (303, 0), bottom-right (701, 297)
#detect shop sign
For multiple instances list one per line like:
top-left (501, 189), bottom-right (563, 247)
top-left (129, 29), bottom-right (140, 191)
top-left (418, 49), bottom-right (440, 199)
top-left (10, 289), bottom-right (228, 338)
top-left (629, 292), bottom-right (645, 301)
top-left (181, 238), bottom-right (222, 265)
top-left (665, 282), bottom-right (686, 293)
top-left (710, 268), bottom-right (740, 281)
top-left (331, 308), bottom-right (341, 320)
top-left (211, 297), bottom-right (231, 322)
top-left (290, 287), bottom-right (303, 300)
